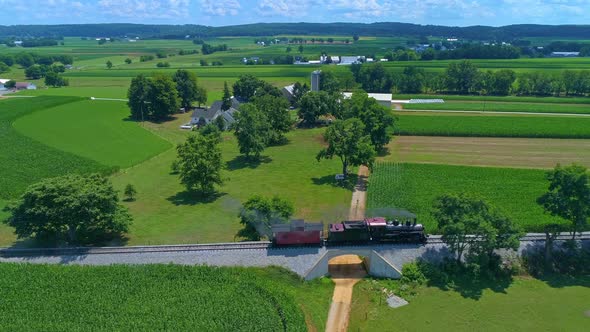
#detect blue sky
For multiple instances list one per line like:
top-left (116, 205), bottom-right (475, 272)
top-left (0, 0), bottom-right (589, 27)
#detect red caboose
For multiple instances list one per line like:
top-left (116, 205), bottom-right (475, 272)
top-left (271, 219), bottom-right (323, 246)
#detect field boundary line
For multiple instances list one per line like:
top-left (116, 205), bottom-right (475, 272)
top-left (396, 109), bottom-right (590, 117)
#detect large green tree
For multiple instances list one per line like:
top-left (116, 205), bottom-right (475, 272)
top-left (445, 60), bottom-right (480, 94)
top-left (127, 74), bottom-right (151, 121)
top-left (342, 91), bottom-right (394, 151)
top-left (238, 195), bottom-right (294, 240)
top-left (172, 69), bottom-right (199, 110)
top-left (298, 91), bottom-right (340, 125)
top-left (232, 74), bottom-right (260, 101)
top-left (146, 74), bottom-right (179, 121)
top-left (3, 174), bottom-right (132, 245)
top-left (253, 95), bottom-right (292, 145)
top-left (316, 118), bottom-right (376, 176)
top-left (433, 193), bottom-right (521, 265)
top-left (221, 81), bottom-right (232, 111)
top-left (234, 103), bottom-right (270, 159)
top-left (538, 164), bottom-right (590, 239)
top-left (176, 131), bottom-right (223, 194)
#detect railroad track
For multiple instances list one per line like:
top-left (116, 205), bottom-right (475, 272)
top-left (1, 233), bottom-right (588, 257)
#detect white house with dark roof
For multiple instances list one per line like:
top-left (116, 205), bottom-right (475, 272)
top-left (190, 96), bottom-right (241, 129)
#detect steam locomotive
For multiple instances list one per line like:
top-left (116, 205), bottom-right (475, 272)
top-left (271, 211), bottom-right (427, 246)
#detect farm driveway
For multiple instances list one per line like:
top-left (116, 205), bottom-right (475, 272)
top-left (325, 255), bottom-right (367, 332)
top-left (386, 136), bottom-right (590, 169)
top-left (349, 166), bottom-right (369, 220)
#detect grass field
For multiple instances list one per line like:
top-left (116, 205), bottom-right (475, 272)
top-left (394, 112), bottom-right (590, 138)
top-left (349, 276), bottom-right (590, 332)
top-left (0, 97), bottom-right (112, 199)
top-left (110, 114), bottom-right (354, 245)
top-left (366, 162), bottom-right (567, 233)
top-left (13, 99), bottom-right (170, 168)
top-left (0, 264), bottom-right (333, 331)
top-left (386, 136), bottom-right (590, 169)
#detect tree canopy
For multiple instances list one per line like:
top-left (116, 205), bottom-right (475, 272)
top-left (538, 164), bottom-right (590, 239)
top-left (233, 103), bottom-right (270, 159)
top-left (238, 195), bottom-right (294, 240)
top-left (253, 95), bottom-right (292, 145)
top-left (176, 131), bottom-right (223, 194)
top-left (316, 118), bottom-right (376, 176)
top-left (3, 174), bottom-right (132, 245)
top-left (172, 69), bottom-right (199, 110)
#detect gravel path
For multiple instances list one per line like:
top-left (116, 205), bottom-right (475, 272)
top-left (349, 166), bottom-right (369, 220)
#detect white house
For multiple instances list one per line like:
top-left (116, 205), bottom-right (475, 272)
top-left (0, 78), bottom-right (10, 91)
top-left (190, 97), bottom-right (241, 129)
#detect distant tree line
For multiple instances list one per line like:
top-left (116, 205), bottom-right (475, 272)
top-left (349, 61), bottom-right (590, 96)
top-left (201, 43), bottom-right (228, 55)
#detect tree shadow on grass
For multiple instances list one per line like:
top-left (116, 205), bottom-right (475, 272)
top-left (167, 190), bottom-right (227, 206)
top-left (226, 155), bottom-right (272, 171)
top-left (312, 173), bottom-right (359, 191)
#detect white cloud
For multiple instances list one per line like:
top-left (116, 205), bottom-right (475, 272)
top-left (201, 0), bottom-right (241, 16)
top-left (97, 0), bottom-right (190, 19)
top-left (256, 0), bottom-right (311, 17)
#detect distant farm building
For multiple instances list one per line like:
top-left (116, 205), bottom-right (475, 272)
top-left (282, 84), bottom-right (295, 102)
top-left (339, 56), bottom-right (361, 65)
top-left (342, 92), bottom-right (392, 108)
top-left (550, 52), bottom-right (580, 57)
top-left (15, 82), bottom-right (36, 90)
top-left (190, 97), bottom-right (241, 129)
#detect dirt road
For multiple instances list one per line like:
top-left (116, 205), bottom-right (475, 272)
top-left (349, 166), bottom-right (369, 220)
top-left (325, 255), bottom-right (367, 332)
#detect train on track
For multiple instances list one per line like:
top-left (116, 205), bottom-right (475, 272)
top-left (271, 211), bottom-right (427, 246)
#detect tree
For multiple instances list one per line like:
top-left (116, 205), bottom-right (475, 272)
top-left (397, 66), bottom-right (425, 93)
top-left (173, 69), bottom-right (199, 110)
top-left (199, 59), bottom-right (208, 66)
top-left (538, 164), bottom-right (590, 239)
top-left (233, 103), bottom-right (269, 159)
top-left (319, 70), bottom-right (340, 93)
top-left (106, 60), bottom-right (113, 69)
top-left (491, 69), bottom-right (516, 95)
top-left (298, 45), bottom-right (304, 53)
top-left (298, 91), bottom-right (330, 125)
top-left (176, 132), bottom-right (223, 193)
top-left (444, 60), bottom-right (480, 94)
top-left (316, 118), bottom-right (376, 177)
top-left (195, 86), bottom-right (207, 107)
top-left (124, 184), bottom-right (137, 201)
top-left (420, 48), bottom-right (436, 60)
top-left (44, 71), bottom-right (69, 87)
top-left (146, 74), bottom-right (180, 121)
top-left (433, 193), bottom-right (521, 265)
top-left (25, 65), bottom-right (43, 79)
top-left (4, 80), bottom-right (16, 89)
top-left (232, 74), bottom-right (261, 101)
top-left (0, 62), bottom-right (9, 74)
top-left (356, 62), bottom-right (394, 92)
top-left (286, 46), bottom-right (292, 53)
top-left (291, 82), bottom-right (309, 107)
top-left (342, 91), bottom-right (394, 151)
top-left (353, 34), bottom-right (360, 42)
top-left (127, 74), bottom-right (151, 121)
top-left (238, 195), bottom-right (294, 240)
top-left (125, 58), bottom-right (132, 64)
top-left (3, 174), bottom-right (132, 245)
top-left (15, 53), bottom-right (34, 68)
top-left (253, 95), bottom-right (292, 145)
top-left (221, 81), bottom-right (232, 111)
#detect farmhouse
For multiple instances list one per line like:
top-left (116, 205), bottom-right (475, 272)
top-left (342, 92), bottom-right (392, 108)
top-left (15, 82), bottom-right (36, 90)
top-left (190, 97), bottom-right (241, 129)
top-left (282, 84), bottom-right (295, 102)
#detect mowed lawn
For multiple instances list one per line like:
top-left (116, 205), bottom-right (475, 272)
top-left (13, 99), bottom-right (170, 168)
top-left (366, 163), bottom-right (566, 233)
top-left (111, 115), bottom-right (354, 245)
top-left (395, 112), bottom-right (590, 138)
top-left (0, 264), bottom-right (334, 332)
top-left (349, 276), bottom-right (590, 332)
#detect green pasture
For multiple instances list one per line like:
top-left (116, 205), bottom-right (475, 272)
top-left (403, 101), bottom-right (590, 114)
top-left (366, 162), bottom-right (567, 233)
top-left (0, 264), bottom-right (333, 332)
top-left (0, 97), bottom-right (111, 200)
top-left (350, 276), bottom-right (590, 332)
top-left (13, 99), bottom-right (170, 168)
top-left (110, 116), bottom-right (354, 245)
top-left (394, 112), bottom-right (590, 138)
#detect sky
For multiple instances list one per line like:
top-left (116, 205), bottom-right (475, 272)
top-left (0, 0), bottom-right (589, 27)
